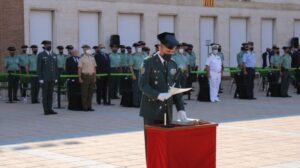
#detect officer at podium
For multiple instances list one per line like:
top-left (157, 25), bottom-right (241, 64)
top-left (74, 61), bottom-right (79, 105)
top-left (139, 32), bottom-right (188, 126)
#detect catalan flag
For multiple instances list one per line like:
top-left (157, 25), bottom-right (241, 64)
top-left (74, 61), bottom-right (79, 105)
top-left (203, 0), bottom-right (214, 7)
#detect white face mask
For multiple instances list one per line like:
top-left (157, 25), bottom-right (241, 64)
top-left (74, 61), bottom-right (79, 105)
top-left (137, 48), bottom-right (142, 53)
top-left (100, 48), bottom-right (106, 53)
top-left (85, 49), bottom-right (92, 55)
top-left (179, 49), bottom-right (184, 54)
top-left (212, 50), bottom-right (218, 55)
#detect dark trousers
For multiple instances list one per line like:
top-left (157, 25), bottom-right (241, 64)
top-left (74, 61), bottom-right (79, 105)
top-left (30, 71), bottom-right (39, 103)
top-left (281, 70), bottom-right (290, 97)
top-left (132, 70), bottom-right (141, 107)
top-left (96, 76), bottom-right (109, 104)
top-left (42, 81), bottom-right (55, 114)
top-left (7, 72), bottom-right (19, 102)
top-left (81, 74), bottom-right (95, 110)
top-left (20, 66), bottom-right (28, 97)
top-left (245, 68), bottom-right (255, 99)
top-left (109, 68), bottom-right (120, 98)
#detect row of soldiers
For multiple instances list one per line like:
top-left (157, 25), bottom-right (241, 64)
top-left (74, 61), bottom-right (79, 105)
top-left (3, 41), bottom-right (198, 108)
top-left (235, 42), bottom-right (293, 98)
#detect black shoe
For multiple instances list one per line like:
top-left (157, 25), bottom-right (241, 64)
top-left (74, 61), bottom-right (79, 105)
top-left (6, 101), bottom-right (13, 103)
top-left (249, 97), bottom-right (257, 100)
top-left (49, 110), bottom-right (58, 114)
top-left (13, 98), bottom-right (20, 101)
top-left (104, 102), bottom-right (111, 105)
top-left (88, 108), bottom-right (95, 111)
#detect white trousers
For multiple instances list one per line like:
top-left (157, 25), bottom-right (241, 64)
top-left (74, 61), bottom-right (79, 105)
top-left (209, 71), bottom-right (221, 102)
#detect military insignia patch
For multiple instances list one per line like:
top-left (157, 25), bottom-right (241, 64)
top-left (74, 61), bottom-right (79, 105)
top-left (155, 81), bottom-right (158, 85)
top-left (141, 68), bottom-right (145, 74)
top-left (170, 68), bottom-right (177, 75)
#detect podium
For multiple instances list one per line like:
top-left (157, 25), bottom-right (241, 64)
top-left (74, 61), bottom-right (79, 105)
top-left (146, 121), bottom-right (218, 168)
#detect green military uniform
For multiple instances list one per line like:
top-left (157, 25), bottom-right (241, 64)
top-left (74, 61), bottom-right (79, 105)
top-left (172, 52), bottom-right (189, 88)
top-left (37, 41), bottom-right (59, 115)
top-left (139, 53), bottom-right (184, 123)
top-left (4, 51), bottom-right (20, 103)
top-left (28, 53), bottom-right (39, 103)
top-left (18, 53), bottom-right (29, 98)
top-left (237, 51), bottom-right (244, 68)
top-left (130, 52), bottom-right (145, 107)
top-left (57, 54), bottom-right (68, 70)
top-left (120, 53), bottom-right (130, 72)
top-left (280, 52), bottom-right (292, 97)
top-left (270, 54), bottom-right (281, 68)
top-left (109, 52), bottom-right (121, 99)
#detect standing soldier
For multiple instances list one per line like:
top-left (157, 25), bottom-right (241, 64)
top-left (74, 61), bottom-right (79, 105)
top-left (37, 40), bottom-right (58, 115)
top-left (109, 44), bottom-right (121, 99)
top-left (28, 45), bottom-right (40, 104)
top-left (18, 45), bottom-right (29, 101)
top-left (206, 44), bottom-right (222, 102)
top-left (172, 44), bottom-right (189, 88)
top-left (56, 46), bottom-right (67, 73)
top-left (270, 46), bottom-right (281, 81)
top-left (242, 42), bottom-right (257, 100)
top-left (78, 45), bottom-right (97, 111)
top-left (129, 43), bottom-right (144, 107)
top-left (4, 47), bottom-right (20, 103)
top-left (280, 47), bottom-right (292, 97)
top-left (139, 33), bottom-right (188, 155)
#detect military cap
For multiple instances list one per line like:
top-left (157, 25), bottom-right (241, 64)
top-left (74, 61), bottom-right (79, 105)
top-left (57, 46), bottom-right (64, 50)
top-left (132, 43), bottom-right (139, 47)
top-left (142, 47), bottom-right (150, 52)
top-left (119, 45), bottom-right (125, 49)
top-left (93, 46), bottom-right (99, 50)
top-left (41, 40), bottom-right (51, 45)
top-left (154, 44), bottom-right (159, 48)
top-left (7, 47), bottom-right (16, 51)
top-left (188, 44), bottom-right (194, 48)
top-left (211, 44), bottom-right (219, 50)
top-left (282, 46), bottom-right (290, 50)
top-left (248, 41), bottom-right (254, 45)
top-left (21, 45), bottom-right (28, 49)
top-left (81, 44), bottom-right (91, 49)
top-left (157, 32), bottom-right (179, 49)
top-left (126, 46), bottom-right (132, 50)
top-left (66, 45), bottom-right (74, 50)
top-left (138, 41), bottom-right (146, 45)
top-left (242, 43), bottom-right (248, 46)
top-left (30, 45), bottom-right (38, 49)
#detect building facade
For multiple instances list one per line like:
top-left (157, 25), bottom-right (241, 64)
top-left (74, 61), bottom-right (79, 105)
top-left (1, 0), bottom-right (300, 70)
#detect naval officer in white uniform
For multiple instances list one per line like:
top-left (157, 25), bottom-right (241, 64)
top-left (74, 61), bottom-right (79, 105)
top-left (205, 44), bottom-right (222, 102)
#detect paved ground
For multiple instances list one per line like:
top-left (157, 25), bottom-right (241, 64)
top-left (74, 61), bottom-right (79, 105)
top-left (0, 81), bottom-right (300, 168)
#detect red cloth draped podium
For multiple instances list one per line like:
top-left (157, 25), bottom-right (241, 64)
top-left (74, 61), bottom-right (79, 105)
top-left (146, 122), bottom-right (218, 168)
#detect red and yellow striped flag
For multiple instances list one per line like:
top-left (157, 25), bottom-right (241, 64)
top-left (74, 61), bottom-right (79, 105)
top-left (203, 0), bottom-right (214, 7)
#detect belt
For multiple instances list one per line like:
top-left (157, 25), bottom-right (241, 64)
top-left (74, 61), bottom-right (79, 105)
top-left (8, 71), bottom-right (18, 73)
top-left (81, 73), bottom-right (94, 76)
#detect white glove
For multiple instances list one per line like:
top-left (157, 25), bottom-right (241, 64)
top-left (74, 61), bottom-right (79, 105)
top-left (157, 93), bottom-right (172, 101)
top-left (55, 80), bottom-right (58, 83)
top-left (39, 80), bottom-right (44, 84)
top-left (177, 110), bottom-right (188, 121)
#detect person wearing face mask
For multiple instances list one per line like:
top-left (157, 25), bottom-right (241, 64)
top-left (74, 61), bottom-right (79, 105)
top-left (206, 44), bottom-right (222, 103)
top-left (280, 47), bottom-right (292, 97)
top-left (37, 40), bottom-right (59, 115)
top-left (129, 43), bottom-right (144, 107)
top-left (28, 45), bottom-right (40, 104)
top-left (242, 42), bottom-right (257, 100)
top-left (5, 47), bottom-right (20, 103)
top-left (78, 45), bottom-right (97, 111)
top-left (109, 44), bottom-right (121, 99)
top-left (172, 44), bottom-right (189, 89)
top-left (139, 33), bottom-right (189, 152)
top-left (18, 45), bottom-right (29, 101)
top-left (65, 49), bottom-right (83, 110)
top-left (95, 44), bottom-right (111, 105)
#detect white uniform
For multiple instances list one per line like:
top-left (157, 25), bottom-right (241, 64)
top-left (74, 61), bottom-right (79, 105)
top-left (206, 53), bottom-right (222, 102)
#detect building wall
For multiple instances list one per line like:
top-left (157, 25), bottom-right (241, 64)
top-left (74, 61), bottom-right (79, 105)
top-left (0, 0), bottom-right (24, 71)
top-left (22, 0), bottom-right (300, 69)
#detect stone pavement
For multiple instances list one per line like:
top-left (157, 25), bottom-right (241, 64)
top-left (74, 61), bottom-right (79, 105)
top-left (0, 81), bottom-right (300, 168)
